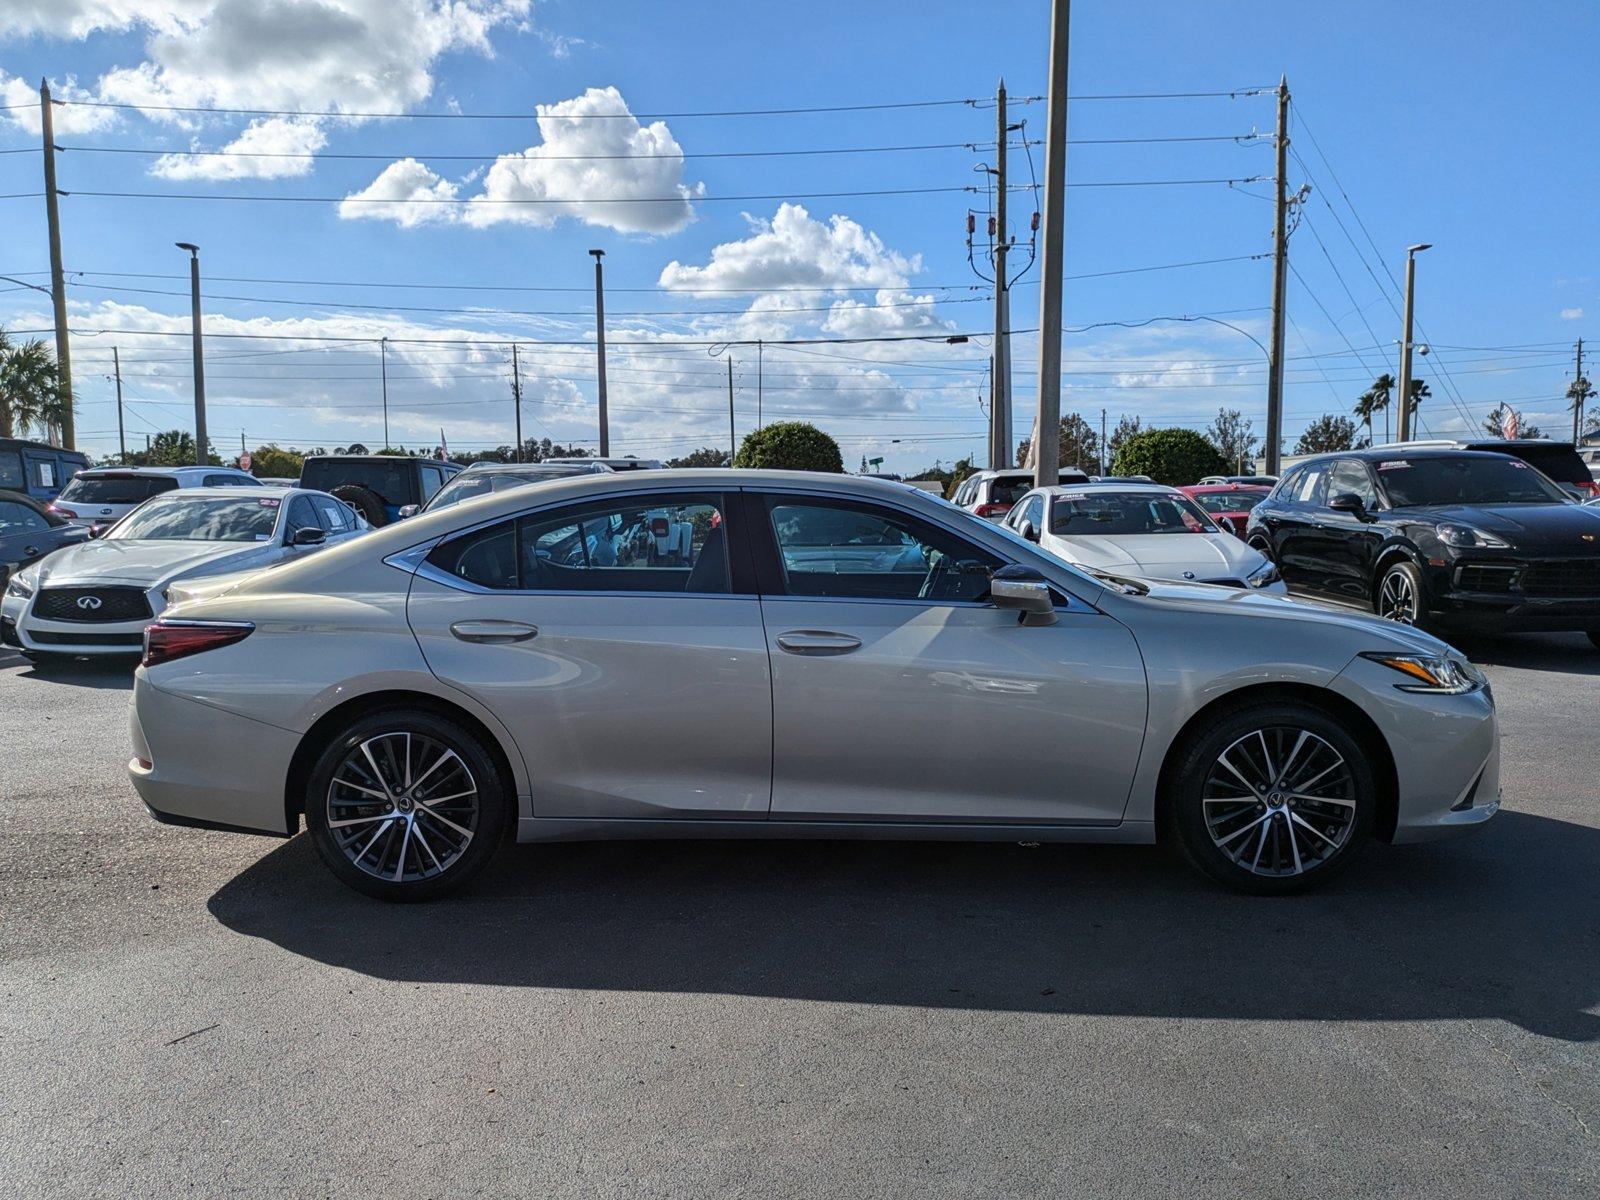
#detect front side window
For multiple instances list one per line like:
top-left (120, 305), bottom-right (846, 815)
top-left (108, 496), bottom-right (283, 542)
top-left (1011, 494), bottom-right (1044, 532)
top-left (1327, 461), bottom-right (1379, 510)
top-left (1049, 491), bottom-right (1218, 536)
top-left (765, 497), bottom-right (999, 602)
top-left (1191, 490), bottom-right (1267, 515)
top-left (311, 495), bottom-right (353, 532)
top-left (419, 465), bottom-right (444, 502)
top-left (0, 499), bottom-right (49, 534)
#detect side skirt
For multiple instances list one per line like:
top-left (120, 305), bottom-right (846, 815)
top-left (517, 816), bottom-right (1155, 845)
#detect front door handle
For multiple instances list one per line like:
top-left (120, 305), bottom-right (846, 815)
top-left (776, 630), bottom-right (862, 656)
top-left (450, 619), bottom-right (538, 644)
top-left (23, 546), bottom-right (38, 558)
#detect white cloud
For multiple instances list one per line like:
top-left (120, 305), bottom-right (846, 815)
top-left (0, 71), bottom-right (120, 134)
top-left (151, 114), bottom-right (326, 179)
top-left (659, 203), bottom-right (918, 293)
top-left (338, 158), bottom-right (460, 227)
top-left (1561, 307), bottom-right (1584, 321)
top-left (0, 0), bottom-right (211, 40)
top-left (462, 86), bottom-right (698, 234)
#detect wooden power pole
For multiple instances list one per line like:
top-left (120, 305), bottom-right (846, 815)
top-left (1264, 75), bottom-right (1289, 476)
top-left (39, 80), bottom-right (74, 450)
top-left (1032, 0), bottom-right (1070, 489)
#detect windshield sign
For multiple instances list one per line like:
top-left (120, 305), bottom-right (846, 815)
top-left (108, 496), bottom-right (282, 542)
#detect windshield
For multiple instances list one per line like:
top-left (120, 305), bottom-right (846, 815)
top-left (1376, 456), bottom-right (1569, 506)
top-left (1191, 490), bottom-right (1267, 515)
top-left (426, 467), bottom-right (589, 511)
top-left (108, 496), bottom-right (283, 541)
top-left (60, 474), bottom-right (179, 504)
top-left (1051, 491), bottom-right (1220, 535)
top-left (300, 460), bottom-right (412, 506)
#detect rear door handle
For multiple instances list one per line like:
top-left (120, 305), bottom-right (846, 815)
top-left (450, 619), bottom-right (538, 644)
top-left (776, 630), bottom-right (862, 656)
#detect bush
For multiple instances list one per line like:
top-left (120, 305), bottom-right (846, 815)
top-left (733, 422), bottom-right (843, 472)
top-left (1110, 427), bottom-right (1228, 486)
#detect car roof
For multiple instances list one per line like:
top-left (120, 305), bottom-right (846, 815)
top-left (458, 461), bottom-right (607, 475)
top-left (76, 464), bottom-right (245, 477)
top-left (1300, 447), bottom-right (1537, 465)
top-left (1031, 482), bottom-right (1182, 497)
top-left (1182, 482), bottom-right (1271, 492)
top-left (142, 485), bottom-right (324, 500)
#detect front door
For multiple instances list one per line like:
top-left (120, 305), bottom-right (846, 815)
top-left (1320, 459), bottom-right (1386, 604)
top-left (407, 490), bottom-right (773, 820)
top-left (749, 492), bottom-right (1147, 825)
top-left (1272, 463), bottom-right (1334, 592)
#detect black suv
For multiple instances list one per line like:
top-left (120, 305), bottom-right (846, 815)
top-left (1247, 448), bottom-right (1600, 646)
top-left (299, 455), bottom-right (463, 527)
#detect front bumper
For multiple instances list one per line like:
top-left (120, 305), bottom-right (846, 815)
top-left (1425, 557), bottom-right (1600, 632)
top-left (2, 585), bottom-right (161, 655)
top-left (129, 671), bottom-right (300, 834)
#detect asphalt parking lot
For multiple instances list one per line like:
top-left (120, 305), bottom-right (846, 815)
top-left (1, 634), bottom-right (1597, 1198)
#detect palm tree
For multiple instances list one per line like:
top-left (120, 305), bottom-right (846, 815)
top-left (1405, 378), bottom-right (1430, 435)
top-left (1354, 374), bottom-right (1394, 445)
top-left (0, 331), bottom-right (68, 440)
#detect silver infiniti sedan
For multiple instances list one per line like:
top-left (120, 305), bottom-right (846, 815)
top-left (127, 470), bottom-right (1499, 900)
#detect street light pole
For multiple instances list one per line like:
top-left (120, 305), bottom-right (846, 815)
top-left (176, 242), bottom-right (207, 465)
top-left (379, 336), bottom-right (390, 450)
top-left (112, 347), bottom-right (125, 464)
top-left (1032, 0), bottom-right (1070, 489)
top-left (589, 249), bottom-right (610, 456)
top-left (1396, 242), bottom-right (1431, 443)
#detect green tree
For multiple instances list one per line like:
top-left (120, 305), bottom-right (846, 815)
top-left (667, 446), bottom-right (732, 468)
top-left (733, 421), bottom-right (843, 472)
top-left (0, 331), bottom-right (69, 440)
top-left (1106, 415), bottom-right (1143, 466)
top-left (1014, 412), bottom-right (1099, 471)
top-left (1483, 404), bottom-right (1542, 440)
top-left (1354, 374), bottom-right (1394, 444)
top-left (127, 429), bottom-right (217, 467)
top-left (1566, 373), bottom-right (1595, 439)
top-left (248, 444), bottom-right (305, 479)
top-left (1110, 427), bottom-right (1228, 486)
top-left (1204, 407), bottom-right (1259, 471)
top-left (1293, 414), bottom-right (1358, 455)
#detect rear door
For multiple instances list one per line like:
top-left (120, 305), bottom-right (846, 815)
top-left (749, 490), bottom-right (1146, 825)
top-left (407, 489), bottom-right (772, 820)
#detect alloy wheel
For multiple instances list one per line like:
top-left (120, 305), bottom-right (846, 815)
top-left (1201, 726), bottom-right (1357, 878)
top-left (1378, 569), bottom-right (1418, 624)
top-left (325, 731), bottom-right (480, 883)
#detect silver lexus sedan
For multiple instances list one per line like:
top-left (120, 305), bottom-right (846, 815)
top-left (127, 470), bottom-right (1499, 901)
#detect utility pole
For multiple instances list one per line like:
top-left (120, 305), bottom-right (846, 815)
top-left (1100, 408), bottom-right (1107, 475)
top-left (112, 347), bottom-right (126, 464)
top-left (39, 81), bottom-right (74, 450)
top-left (1572, 338), bottom-right (1592, 443)
top-left (1396, 242), bottom-right (1431, 442)
top-left (727, 356), bottom-right (736, 461)
top-left (379, 336), bottom-right (390, 450)
top-left (510, 343), bottom-right (523, 461)
top-left (990, 79), bottom-right (1013, 474)
top-left (589, 249), bottom-right (610, 456)
top-left (1264, 75), bottom-right (1290, 476)
top-left (757, 339), bottom-right (764, 428)
top-left (1032, 0), bottom-right (1070, 489)
top-left (176, 242), bottom-right (207, 465)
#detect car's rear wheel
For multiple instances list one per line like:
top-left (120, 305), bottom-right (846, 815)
top-left (305, 711), bottom-right (509, 901)
top-left (1164, 700), bottom-right (1376, 894)
top-left (1375, 560), bottom-right (1430, 630)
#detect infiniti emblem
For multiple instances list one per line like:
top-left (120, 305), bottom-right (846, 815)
top-left (76, 595), bottom-right (102, 611)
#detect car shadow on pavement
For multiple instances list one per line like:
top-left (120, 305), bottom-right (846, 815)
top-left (209, 809), bottom-right (1600, 1042)
top-left (1446, 632), bottom-right (1600, 677)
top-left (0, 652), bottom-right (137, 689)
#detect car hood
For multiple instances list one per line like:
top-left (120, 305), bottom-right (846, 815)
top-left (1396, 502), bottom-right (1600, 546)
top-left (30, 539), bottom-right (278, 588)
top-left (1123, 579), bottom-right (1455, 656)
top-left (1048, 532), bottom-right (1262, 578)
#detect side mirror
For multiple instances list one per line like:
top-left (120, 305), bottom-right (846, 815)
top-left (1328, 492), bottom-right (1369, 518)
top-left (291, 526), bottom-right (327, 547)
top-left (1016, 519), bottom-right (1039, 543)
top-left (398, 504), bottom-right (420, 519)
top-left (87, 524), bottom-right (105, 539)
top-left (989, 564), bottom-right (1057, 626)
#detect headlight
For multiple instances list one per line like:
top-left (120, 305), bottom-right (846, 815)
top-left (5, 572), bottom-right (35, 599)
top-left (1245, 560), bottom-right (1281, 589)
top-left (1435, 522), bottom-right (1509, 549)
top-left (1361, 652), bottom-right (1485, 694)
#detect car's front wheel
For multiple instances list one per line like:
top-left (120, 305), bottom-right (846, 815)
top-left (1375, 560), bottom-right (1431, 630)
top-left (1164, 699), bottom-right (1376, 894)
top-left (305, 710), bottom-right (509, 901)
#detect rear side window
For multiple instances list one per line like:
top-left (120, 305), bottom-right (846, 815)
top-left (0, 499), bottom-right (49, 534)
top-left (1292, 466), bottom-right (1328, 505)
top-left (428, 521), bottom-right (520, 589)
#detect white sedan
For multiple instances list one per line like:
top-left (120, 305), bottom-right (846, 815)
top-left (1002, 482), bottom-right (1286, 593)
top-left (2, 487), bottom-right (365, 658)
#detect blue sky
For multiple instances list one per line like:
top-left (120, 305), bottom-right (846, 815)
top-left (0, 0), bottom-right (1594, 471)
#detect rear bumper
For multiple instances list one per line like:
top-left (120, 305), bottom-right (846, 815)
top-left (129, 672), bottom-right (299, 835)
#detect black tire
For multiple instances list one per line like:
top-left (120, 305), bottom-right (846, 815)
top-left (330, 483), bottom-right (387, 528)
top-left (1374, 559), bottom-right (1431, 631)
top-left (304, 710), bottom-right (510, 901)
top-left (1248, 535), bottom-right (1275, 562)
top-left (1162, 699), bottom-right (1376, 895)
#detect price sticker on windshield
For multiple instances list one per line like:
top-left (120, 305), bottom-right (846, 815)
top-left (1376, 461), bottom-right (1411, 471)
top-left (259, 497), bottom-right (281, 506)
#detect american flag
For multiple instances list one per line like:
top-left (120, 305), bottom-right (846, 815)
top-left (1500, 407), bottom-right (1518, 440)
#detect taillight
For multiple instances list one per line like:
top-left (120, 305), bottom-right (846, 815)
top-left (51, 505), bottom-right (78, 518)
top-left (974, 502), bottom-right (1012, 518)
top-left (141, 620), bottom-right (254, 668)
top-left (650, 517), bottom-right (669, 536)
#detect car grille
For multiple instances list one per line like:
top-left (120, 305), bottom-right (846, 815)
top-left (26, 630), bottom-right (144, 647)
top-left (33, 586), bottom-right (153, 623)
top-left (1521, 559), bottom-right (1600, 598)
top-left (1199, 576), bottom-right (1246, 588)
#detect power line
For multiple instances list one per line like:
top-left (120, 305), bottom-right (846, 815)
top-left (51, 96), bottom-right (1029, 120)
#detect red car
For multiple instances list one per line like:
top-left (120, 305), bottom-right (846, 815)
top-left (1179, 483), bottom-right (1273, 539)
